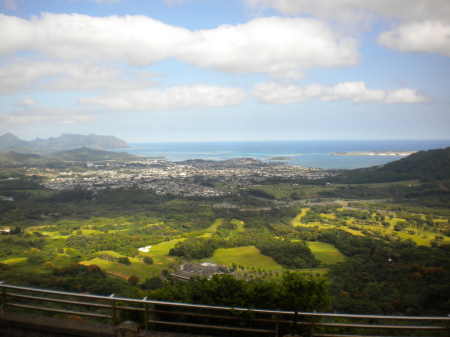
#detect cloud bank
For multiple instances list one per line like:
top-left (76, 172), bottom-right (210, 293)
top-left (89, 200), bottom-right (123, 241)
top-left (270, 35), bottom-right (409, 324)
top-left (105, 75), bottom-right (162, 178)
top-left (78, 85), bottom-right (248, 110)
top-left (252, 82), bottom-right (430, 104)
top-left (0, 13), bottom-right (359, 77)
top-left (378, 21), bottom-right (450, 57)
top-left (245, 0), bottom-right (450, 23)
top-left (245, 0), bottom-right (450, 58)
top-left (0, 60), bottom-right (157, 95)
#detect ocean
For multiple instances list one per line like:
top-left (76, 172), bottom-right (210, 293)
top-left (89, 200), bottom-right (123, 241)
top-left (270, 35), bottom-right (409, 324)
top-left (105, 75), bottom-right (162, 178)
top-left (123, 139), bottom-right (450, 169)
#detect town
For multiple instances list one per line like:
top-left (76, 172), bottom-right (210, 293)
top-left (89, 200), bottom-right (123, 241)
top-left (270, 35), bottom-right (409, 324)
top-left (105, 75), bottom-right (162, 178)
top-left (41, 157), bottom-right (343, 197)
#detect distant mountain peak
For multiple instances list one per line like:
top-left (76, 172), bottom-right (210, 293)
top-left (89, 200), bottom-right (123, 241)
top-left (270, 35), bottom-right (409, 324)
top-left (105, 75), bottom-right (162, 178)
top-left (1, 133), bottom-right (129, 154)
top-left (0, 132), bottom-right (35, 150)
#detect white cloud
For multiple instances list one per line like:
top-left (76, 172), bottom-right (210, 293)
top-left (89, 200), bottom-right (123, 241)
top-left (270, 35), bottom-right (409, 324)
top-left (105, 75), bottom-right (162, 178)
top-left (0, 60), bottom-right (156, 95)
top-left (252, 81), bottom-right (430, 104)
top-left (185, 17), bottom-right (359, 76)
top-left (244, 0), bottom-right (450, 23)
top-left (78, 85), bottom-right (248, 110)
top-left (383, 88), bottom-right (430, 104)
top-left (378, 21), bottom-right (450, 57)
top-left (15, 97), bottom-right (37, 106)
top-left (252, 82), bottom-right (322, 104)
top-left (0, 106), bottom-right (95, 130)
top-left (244, 0), bottom-right (450, 57)
top-left (0, 13), bottom-right (359, 76)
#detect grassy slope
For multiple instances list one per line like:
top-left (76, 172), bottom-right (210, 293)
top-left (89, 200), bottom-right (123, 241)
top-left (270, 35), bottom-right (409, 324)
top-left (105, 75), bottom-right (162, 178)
top-left (201, 246), bottom-right (283, 272)
top-left (308, 242), bottom-right (345, 264)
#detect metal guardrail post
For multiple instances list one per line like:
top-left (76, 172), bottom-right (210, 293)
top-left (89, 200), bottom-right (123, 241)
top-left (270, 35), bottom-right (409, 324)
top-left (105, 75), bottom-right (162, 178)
top-left (110, 294), bottom-right (116, 326)
top-left (0, 282), bottom-right (6, 312)
top-left (0, 283), bottom-right (449, 336)
top-left (143, 297), bottom-right (148, 331)
top-left (446, 314), bottom-right (450, 337)
top-left (275, 308), bottom-right (280, 337)
top-left (310, 314), bottom-right (316, 337)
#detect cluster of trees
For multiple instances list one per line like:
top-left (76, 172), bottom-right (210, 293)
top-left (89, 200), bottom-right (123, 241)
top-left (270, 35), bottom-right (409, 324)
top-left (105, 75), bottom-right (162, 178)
top-left (311, 228), bottom-right (450, 315)
top-left (169, 232), bottom-right (319, 269)
top-left (2, 261), bottom-right (134, 296)
top-left (151, 271), bottom-right (330, 312)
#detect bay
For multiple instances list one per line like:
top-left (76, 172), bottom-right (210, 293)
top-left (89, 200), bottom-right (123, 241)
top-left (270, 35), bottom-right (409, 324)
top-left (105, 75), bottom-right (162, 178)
top-left (123, 139), bottom-right (450, 169)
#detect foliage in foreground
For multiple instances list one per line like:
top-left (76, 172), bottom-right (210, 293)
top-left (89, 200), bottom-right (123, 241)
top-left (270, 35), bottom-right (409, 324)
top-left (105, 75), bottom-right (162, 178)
top-left (150, 271), bottom-right (331, 313)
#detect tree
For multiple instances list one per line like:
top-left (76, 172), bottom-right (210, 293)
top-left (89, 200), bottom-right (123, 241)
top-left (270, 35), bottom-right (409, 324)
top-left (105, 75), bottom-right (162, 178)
top-left (394, 224), bottom-right (403, 231)
top-left (118, 257), bottom-right (131, 265)
top-left (143, 256), bottom-right (153, 265)
top-left (141, 277), bottom-right (163, 291)
top-left (128, 275), bottom-right (140, 285)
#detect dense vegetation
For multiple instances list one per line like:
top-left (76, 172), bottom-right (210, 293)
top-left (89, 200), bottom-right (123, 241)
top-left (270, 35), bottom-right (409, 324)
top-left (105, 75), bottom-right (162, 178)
top-left (328, 147), bottom-right (450, 184)
top-left (1, 148), bottom-right (450, 320)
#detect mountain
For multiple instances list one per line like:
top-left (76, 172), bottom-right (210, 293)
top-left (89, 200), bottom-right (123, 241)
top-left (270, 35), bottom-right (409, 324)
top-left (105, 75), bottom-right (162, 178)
top-left (47, 147), bottom-right (139, 162)
top-left (0, 151), bottom-right (48, 164)
top-left (30, 133), bottom-right (129, 151)
top-left (329, 147), bottom-right (450, 183)
top-left (0, 133), bottom-right (129, 154)
top-left (0, 147), bottom-right (141, 165)
top-left (0, 132), bottom-right (44, 154)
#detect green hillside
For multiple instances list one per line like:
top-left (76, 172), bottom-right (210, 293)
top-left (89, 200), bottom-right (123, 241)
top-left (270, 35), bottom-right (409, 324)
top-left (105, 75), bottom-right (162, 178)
top-left (329, 147), bottom-right (450, 183)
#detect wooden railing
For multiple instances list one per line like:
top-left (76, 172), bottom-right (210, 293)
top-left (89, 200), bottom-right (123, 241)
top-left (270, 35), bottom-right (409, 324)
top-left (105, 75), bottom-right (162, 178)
top-left (1, 282), bottom-right (449, 337)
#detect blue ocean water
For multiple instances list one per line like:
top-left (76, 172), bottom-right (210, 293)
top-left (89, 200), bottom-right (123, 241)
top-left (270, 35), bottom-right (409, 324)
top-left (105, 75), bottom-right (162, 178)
top-left (123, 140), bottom-right (450, 169)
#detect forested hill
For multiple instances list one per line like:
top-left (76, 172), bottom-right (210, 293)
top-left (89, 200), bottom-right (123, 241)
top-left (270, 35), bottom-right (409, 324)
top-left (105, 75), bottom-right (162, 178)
top-left (0, 133), bottom-right (129, 154)
top-left (328, 147), bottom-right (450, 184)
top-left (30, 133), bottom-right (129, 151)
top-left (48, 147), bottom-right (139, 162)
top-left (0, 147), bottom-right (140, 164)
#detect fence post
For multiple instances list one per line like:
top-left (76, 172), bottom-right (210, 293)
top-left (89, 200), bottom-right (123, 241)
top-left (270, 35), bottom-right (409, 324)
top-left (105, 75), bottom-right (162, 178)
top-left (0, 282), bottom-right (5, 312)
top-left (110, 294), bottom-right (116, 326)
top-left (310, 311), bottom-right (316, 337)
top-left (143, 297), bottom-right (148, 331)
top-left (445, 314), bottom-right (450, 337)
top-left (275, 308), bottom-right (280, 337)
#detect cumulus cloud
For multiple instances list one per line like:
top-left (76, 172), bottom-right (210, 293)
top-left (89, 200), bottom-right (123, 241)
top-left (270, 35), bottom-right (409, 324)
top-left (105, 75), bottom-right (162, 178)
top-left (251, 82), bottom-right (322, 104)
top-left (0, 106), bottom-right (95, 130)
top-left (244, 0), bottom-right (450, 23)
top-left (378, 21), bottom-right (450, 57)
top-left (0, 60), bottom-right (156, 95)
top-left (15, 97), bottom-right (37, 106)
top-left (252, 81), bottom-right (430, 104)
top-left (0, 13), bottom-right (359, 76)
top-left (78, 85), bottom-right (248, 110)
top-left (244, 0), bottom-right (450, 57)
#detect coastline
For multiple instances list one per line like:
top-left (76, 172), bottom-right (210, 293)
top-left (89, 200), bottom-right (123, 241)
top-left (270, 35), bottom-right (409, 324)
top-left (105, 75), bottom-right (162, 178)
top-left (332, 151), bottom-right (416, 156)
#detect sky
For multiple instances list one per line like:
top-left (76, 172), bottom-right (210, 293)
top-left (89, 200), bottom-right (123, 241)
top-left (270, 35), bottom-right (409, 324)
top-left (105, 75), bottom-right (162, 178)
top-left (0, 0), bottom-right (449, 143)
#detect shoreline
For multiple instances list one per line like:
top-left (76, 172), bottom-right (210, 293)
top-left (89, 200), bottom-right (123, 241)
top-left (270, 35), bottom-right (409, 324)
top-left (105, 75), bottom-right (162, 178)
top-left (332, 151), bottom-right (416, 156)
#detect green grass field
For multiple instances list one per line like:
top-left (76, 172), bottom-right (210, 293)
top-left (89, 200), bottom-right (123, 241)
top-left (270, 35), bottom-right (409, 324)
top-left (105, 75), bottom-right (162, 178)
top-left (208, 219), bottom-right (222, 233)
top-left (201, 246), bottom-right (284, 272)
top-left (145, 238), bottom-right (185, 257)
top-left (308, 242), bottom-right (345, 264)
top-left (1, 257), bottom-right (27, 265)
top-left (292, 208), bottom-right (309, 226)
top-left (80, 239), bottom-right (188, 281)
top-left (81, 257), bottom-right (159, 282)
top-left (231, 219), bottom-right (245, 232)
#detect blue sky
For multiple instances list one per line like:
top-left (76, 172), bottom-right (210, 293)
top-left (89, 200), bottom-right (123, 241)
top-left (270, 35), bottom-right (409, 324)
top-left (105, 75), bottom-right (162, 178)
top-left (0, 0), bottom-right (449, 142)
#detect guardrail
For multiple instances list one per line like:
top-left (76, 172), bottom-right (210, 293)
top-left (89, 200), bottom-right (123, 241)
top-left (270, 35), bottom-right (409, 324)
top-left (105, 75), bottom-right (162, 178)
top-left (1, 282), bottom-right (449, 337)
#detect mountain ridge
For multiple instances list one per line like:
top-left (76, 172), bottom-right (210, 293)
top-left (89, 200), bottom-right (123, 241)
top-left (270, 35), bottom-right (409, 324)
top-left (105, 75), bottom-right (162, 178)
top-left (0, 147), bottom-right (141, 164)
top-left (0, 133), bottom-right (129, 154)
top-left (328, 147), bottom-right (450, 183)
